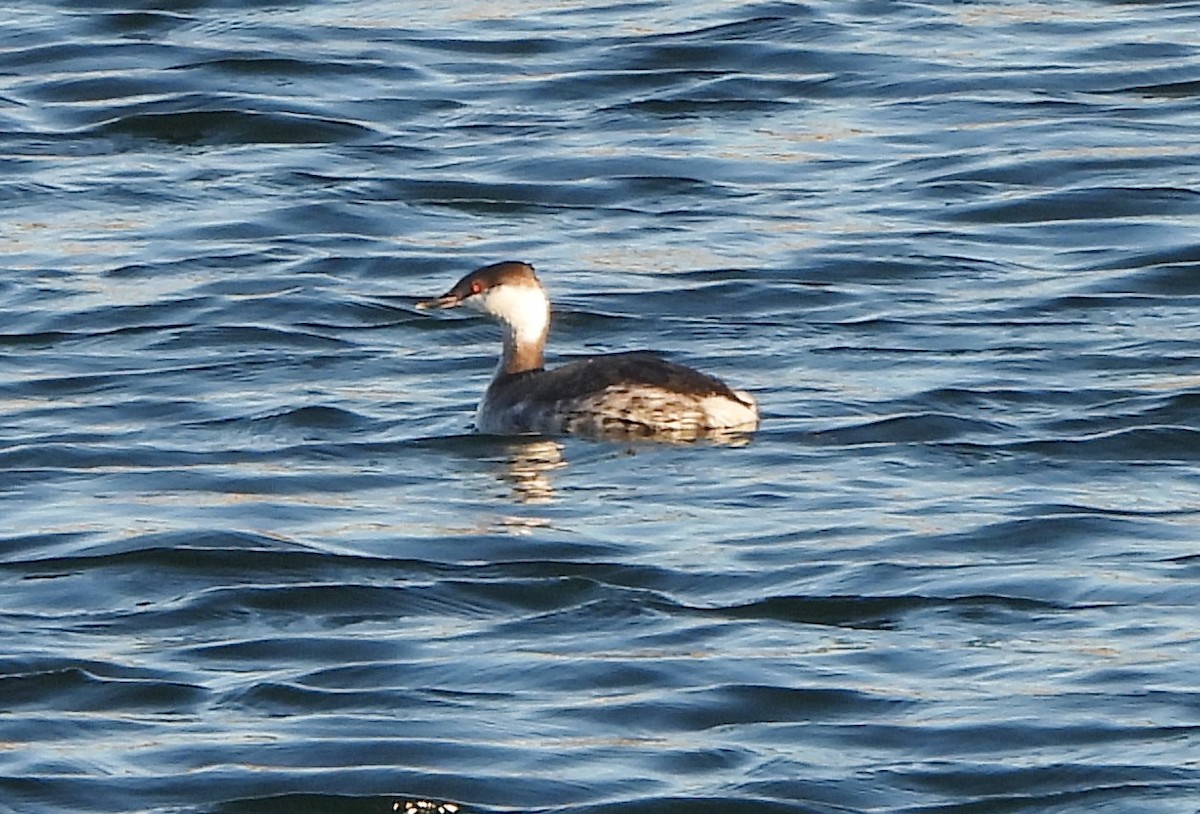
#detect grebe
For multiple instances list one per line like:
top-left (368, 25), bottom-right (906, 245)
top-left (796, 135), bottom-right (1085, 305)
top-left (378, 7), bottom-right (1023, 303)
top-left (417, 261), bottom-right (759, 439)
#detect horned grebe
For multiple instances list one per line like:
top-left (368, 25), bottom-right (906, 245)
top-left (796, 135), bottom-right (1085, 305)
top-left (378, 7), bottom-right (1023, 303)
top-left (417, 261), bottom-right (759, 439)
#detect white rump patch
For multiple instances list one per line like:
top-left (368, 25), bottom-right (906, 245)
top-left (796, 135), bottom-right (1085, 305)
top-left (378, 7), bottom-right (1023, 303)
top-left (699, 389), bottom-right (759, 431)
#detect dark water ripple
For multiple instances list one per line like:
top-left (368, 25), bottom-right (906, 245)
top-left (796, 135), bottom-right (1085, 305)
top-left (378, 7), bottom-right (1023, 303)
top-left (4, 1), bottom-right (1200, 813)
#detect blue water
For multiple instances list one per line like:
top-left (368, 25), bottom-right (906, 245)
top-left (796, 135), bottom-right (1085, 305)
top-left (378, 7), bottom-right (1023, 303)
top-left (3, 2), bottom-right (1200, 813)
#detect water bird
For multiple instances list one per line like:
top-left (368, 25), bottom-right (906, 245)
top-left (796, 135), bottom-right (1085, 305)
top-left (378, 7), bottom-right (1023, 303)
top-left (417, 261), bottom-right (759, 439)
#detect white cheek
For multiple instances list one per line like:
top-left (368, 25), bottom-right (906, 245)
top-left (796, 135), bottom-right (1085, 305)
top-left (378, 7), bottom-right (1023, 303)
top-left (481, 286), bottom-right (549, 342)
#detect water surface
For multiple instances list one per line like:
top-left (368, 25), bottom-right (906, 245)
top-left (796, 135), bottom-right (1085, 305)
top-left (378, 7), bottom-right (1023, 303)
top-left (2, 2), bottom-right (1200, 813)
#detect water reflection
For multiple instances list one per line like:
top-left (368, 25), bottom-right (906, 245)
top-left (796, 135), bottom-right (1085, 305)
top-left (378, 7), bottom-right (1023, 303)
top-left (494, 427), bottom-right (754, 503)
top-left (499, 438), bottom-right (565, 504)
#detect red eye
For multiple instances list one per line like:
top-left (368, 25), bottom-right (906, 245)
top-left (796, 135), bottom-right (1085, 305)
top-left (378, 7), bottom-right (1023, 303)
top-left (470, 282), bottom-right (482, 295)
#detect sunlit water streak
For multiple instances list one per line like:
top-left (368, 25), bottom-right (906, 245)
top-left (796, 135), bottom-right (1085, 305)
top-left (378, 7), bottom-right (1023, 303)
top-left (2, 2), bottom-right (1200, 813)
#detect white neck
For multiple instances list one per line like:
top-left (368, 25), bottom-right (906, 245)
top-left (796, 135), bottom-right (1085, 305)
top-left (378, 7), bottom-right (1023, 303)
top-left (470, 284), bottom-right (550, 375)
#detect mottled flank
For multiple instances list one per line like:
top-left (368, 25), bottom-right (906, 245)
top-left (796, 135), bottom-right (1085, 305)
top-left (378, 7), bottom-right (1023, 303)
top-left (479, 352), bottom-right (759, 438)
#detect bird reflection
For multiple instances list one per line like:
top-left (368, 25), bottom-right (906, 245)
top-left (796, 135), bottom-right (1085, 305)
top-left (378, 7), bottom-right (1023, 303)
top-left (498, 438), bottom-right (565, 503)
top-left (490, 428), bottom-right (753, 503)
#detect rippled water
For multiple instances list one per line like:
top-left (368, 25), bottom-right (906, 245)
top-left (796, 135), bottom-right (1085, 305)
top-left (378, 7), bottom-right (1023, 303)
top-left (3, 2), bottom-right (1200, 813)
